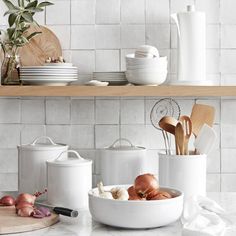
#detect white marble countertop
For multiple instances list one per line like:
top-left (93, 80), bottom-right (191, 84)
top-left (7, 193), bottom-right (236, 236)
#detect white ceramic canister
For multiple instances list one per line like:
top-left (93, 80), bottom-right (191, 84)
top-left (159, 153), bottom-right (206, 199)
top-left (47, 150), bottom-right (92, 210)
top-left (18, 136), bottom-right (68, 199)
top-left (100, 138), bottom-right (147, 185)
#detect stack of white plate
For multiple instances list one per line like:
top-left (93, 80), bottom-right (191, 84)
top-left (125, 53), bottom-right (168, 86)
top-left (20, 66), bottom-right (78, 86)
top-left (93, 72), bottom-right (128, 85)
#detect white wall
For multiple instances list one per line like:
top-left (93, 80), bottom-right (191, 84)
top-left (0, 0), bottom-right (236, 192)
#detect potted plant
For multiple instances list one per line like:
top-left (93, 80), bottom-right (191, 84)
top-left (0, 0), bottom-right (53, 85)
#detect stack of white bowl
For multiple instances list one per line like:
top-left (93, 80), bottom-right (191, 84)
top-left (125, 45), bottom-right (168, 85)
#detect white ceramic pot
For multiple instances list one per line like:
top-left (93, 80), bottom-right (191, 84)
top-left (18, 136), bottom-right (68, 199)
top-left (159, 153), bottom-right (206, 199)
top-left (47, 150), bottom-right (92, 210)
top-left (89, 185), bottom-right (183, 229)
top-left (100, 139), bottom-right (147, 185)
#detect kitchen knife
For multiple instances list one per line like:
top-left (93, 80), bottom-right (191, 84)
top-left (35, 202), bottom-right (78, 218)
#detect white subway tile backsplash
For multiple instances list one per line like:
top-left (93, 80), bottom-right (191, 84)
top-left (0, 99), bottom-right (20, 124)
top-left (46, 99), bottom-right (70, 124)
top-left (221, 50), bottom-right (236, 74)
top-left (206, 49), bottom-right (220, 74)
top-left (221, 75), bottom-right (236, 85)
top-left (121, 25), bottom-right (145, 49)
top-left (221, 100), bottom-right (236, 124)
top-left (221, 174), bottom-right (236, 191)
top-left (95, 125), bottom-right (119, 148)
top-left (146, 125), bottom-right (166, 149)
top-left (21, 125), bottom-right (46, 145)
top-left (207, 174), bottom-right (221, 192)
top-left (221, 25), bottom-right (236, 49)
top-left (21, 99), bottom-right (45, 124)
top-left (222, 149), bottom-right (236, 173)
top-left (46, 1), bottom-right (70, 25)
top-left (71, 99), bottom-right (95, 124)
top-left (0, 125), bottom-right (20, 148)
top-left (146, 25), bottom-right (170, 49)
top-left (96, 0), bottom-right (120, 24)
top-left (207, 149), bottom-right (221, 173)
top-left (221, 0), bottom-right (236, 24)
top-left (95, 25), bottom-right (120, 49)
top-left (0, 149), bottom-right (18, 173)
top-left (71, 25), bottom-right (95, 49)
top-left (0, 173), bottom-right (18, 191)
top-left (206, 25), bottom-right (220, 49)
top-left (95, 100), bottom-right (120, 124)
top-left (121, 0), bottom-right (145, 24)
top-left (221, 124), bottom-right (236, 148)
top-left (95, 50), bottom-right (120, 72)
top-left (120, 99), bottom-right (144, 124)
top-left (46, 125), bottom-right (71, 145)
top-left (70, 125), bottom-right (94, 149)
top-left (146, 0), bottom-right (169, 24)
top-left (71, 0), bottom-right (95, 24)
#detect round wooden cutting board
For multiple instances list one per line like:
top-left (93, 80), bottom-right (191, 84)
top-left (18, 25), bottom-right (62, 66)
top-left (0, 206), bottom-right (59, 234)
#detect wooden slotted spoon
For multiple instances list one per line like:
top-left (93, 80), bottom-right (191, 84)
top-left (175, 122), bottom-right (185, 155)
top-left (190, 104), bottom-right (215, 137)
top-left (179, 116), bottom-right (192, 155)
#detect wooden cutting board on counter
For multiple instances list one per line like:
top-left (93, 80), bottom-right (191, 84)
top-left (0, 206), bottom-right (59, 234)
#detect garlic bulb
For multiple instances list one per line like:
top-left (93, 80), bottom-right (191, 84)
top-left (111, 187), bottom-right (129, 201)
top-left (97, 182), bottom-right (113, 199)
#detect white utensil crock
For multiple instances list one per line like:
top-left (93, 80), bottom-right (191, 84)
top-left (100, 138), bottom-right (147, 185)
top-left (47, 150), bottom-right (92, 210)
top-left (18, 136), bottom-right (68, 199)
top-left (159, 153), bottom-right (206, 199)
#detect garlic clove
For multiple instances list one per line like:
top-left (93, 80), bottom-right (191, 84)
top-left (111, 187), bottom-right (129, 201)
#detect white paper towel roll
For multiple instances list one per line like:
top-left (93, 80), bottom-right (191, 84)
top-left (172, 5), bottom-right (206, 83)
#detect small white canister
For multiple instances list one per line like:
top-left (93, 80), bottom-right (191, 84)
top-left (100, 138), bottom-right (147, 185)
top-left (18, 136), bottom-right (68, 199)
top-left (47, 150), bottom-right (92, 210)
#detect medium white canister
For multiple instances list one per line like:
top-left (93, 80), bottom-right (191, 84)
top-left (18, 136), bottom-right (68, 199)
top-left (47, 150), bottom-right (92, 210)
top-left (100, 138), bottom-right (147, 185)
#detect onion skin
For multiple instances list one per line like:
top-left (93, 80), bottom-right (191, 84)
top-left (17, 206), bottom-right (34, 217)
top-left (16, 193), bottom-right (36, 205)
top-left (150, 191), bottom-right (172, 200)
top-left (0, 195), bottom-right (15, 206)
top-left (15, 201), bottom-right (33, 211)
top-left (134, 174), bottom-right (159, 198)
top-left (128, 186), bottom-right (145, 200)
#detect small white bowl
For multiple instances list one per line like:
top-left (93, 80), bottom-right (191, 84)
top-left (89, 185), bottom-right (183, 229)
top-left (126, 54), bottom-right (167, 66)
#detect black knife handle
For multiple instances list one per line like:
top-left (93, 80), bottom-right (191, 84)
top-left (53, 207), bottom-right (79, 217)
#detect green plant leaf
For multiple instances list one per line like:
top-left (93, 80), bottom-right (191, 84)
top-left (8, 14), bottom-right (17, 27)
top-left (2, 0), bottom-right (15, 10)
top-left (7, 28), bottom-right (15, 39)
top-left (4, 9), bottom-right (19, 16)
top-left (21, 12), bottom-right (33, 22)
top-left (26, 0), bottom-right (38, 9)
top-left (26, 31), bottom-right (41, 41)
top-left (26, 7), bottom-right (44, 12)
top-left (37, 1), bottom-right (53, 8)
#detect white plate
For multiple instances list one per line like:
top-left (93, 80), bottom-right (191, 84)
top-left (44, 63), bottom-right (73, 67)
top-left (21, 66), bottom-right (78, 69)
top-left (21, 78), bottom-right (77, 86)
top-left (20, 74), bottom-right (78, 77)
top-left (21, 76), bottom-right (78, 80)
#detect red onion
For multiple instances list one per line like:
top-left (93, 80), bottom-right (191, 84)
top-left (33, 209), bottom-right (45, 218)
top-left (0, 195), bottom-right (15, 206)
top-left (17, 206), bottom-right (34, 217)
top-left (37, 207), bottom-right (51, 217)
top-left (16, 193), bottom-right (36, 205)
top-left (134, 174), bottom-right (159, 198)
top-left (15, 201), bottom-right (33, 210)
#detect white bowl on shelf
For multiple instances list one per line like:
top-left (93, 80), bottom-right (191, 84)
top-left (125, 71), bottom-right (167, 85)
top-left (89, 185), bottom-right (183, 229)
top-left (126, 54), bottom-right (167, 66)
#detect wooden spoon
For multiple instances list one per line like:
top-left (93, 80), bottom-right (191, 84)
top-left (159, 116), bottom-right (179, 135)
top-left (175, 122), bottom-right (185, 155)
top-left (179, 116), bottom-right (192, 155)
top-left (190, 104), bottom-right (215, 137)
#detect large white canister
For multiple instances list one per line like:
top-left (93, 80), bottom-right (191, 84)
top-left (18, 136), bottom-right (68, 199)
top-left (47, 150), bottom-right (92, 210)
top-left (100, 138), bottom-right (147, 185)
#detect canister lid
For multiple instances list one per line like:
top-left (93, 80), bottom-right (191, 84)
top-left (105, 138), bottom-right (146, 151)
top-left (18, 136), bottom-right (68, 151)
top-left (47, 150), bottom-right (92, 167)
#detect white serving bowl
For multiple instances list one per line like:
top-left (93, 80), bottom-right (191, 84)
top-left (126, 54), bottom-right (167, 66)
top-left (89, 185), bottom-right (183, 229)
top-left (125, 70), bottom-right (167, 85)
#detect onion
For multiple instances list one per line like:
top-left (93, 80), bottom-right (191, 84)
top-left (15, 201), bottom-right (33, 210)
top-left (134, 174), bottom-right (159, 198)
top-left (17, 206), bottom-right (34, 217)
top-left (33, 209), bottom-right (45, 218)
top-left (37, 207), bottom-right (51, 217)
top-left (16, 193), bottom-right (36, 205)
top-left (150, 191), bottom-right (172, 200)
top-left (0, 195), bottom-right (15, 206)
top-left (128, 186), bottom-right (145, 200)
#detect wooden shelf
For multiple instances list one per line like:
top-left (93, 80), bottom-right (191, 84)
top-left (0, 85), bottom-right (236, 97)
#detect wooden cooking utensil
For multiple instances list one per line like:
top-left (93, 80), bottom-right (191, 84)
top-left (179, 115), bottom-right (192, 155)
top-left (175, 122), bottom-right (185, 155)
top-left (190, 104), bottom-right (215, 137)
top-left (18, 25), bottom-right (62, 66)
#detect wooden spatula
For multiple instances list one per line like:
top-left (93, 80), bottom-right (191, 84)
top-left (190, 104), bottom-right (215, 137)
top-left (175, 122), bottom-right (185, 155)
